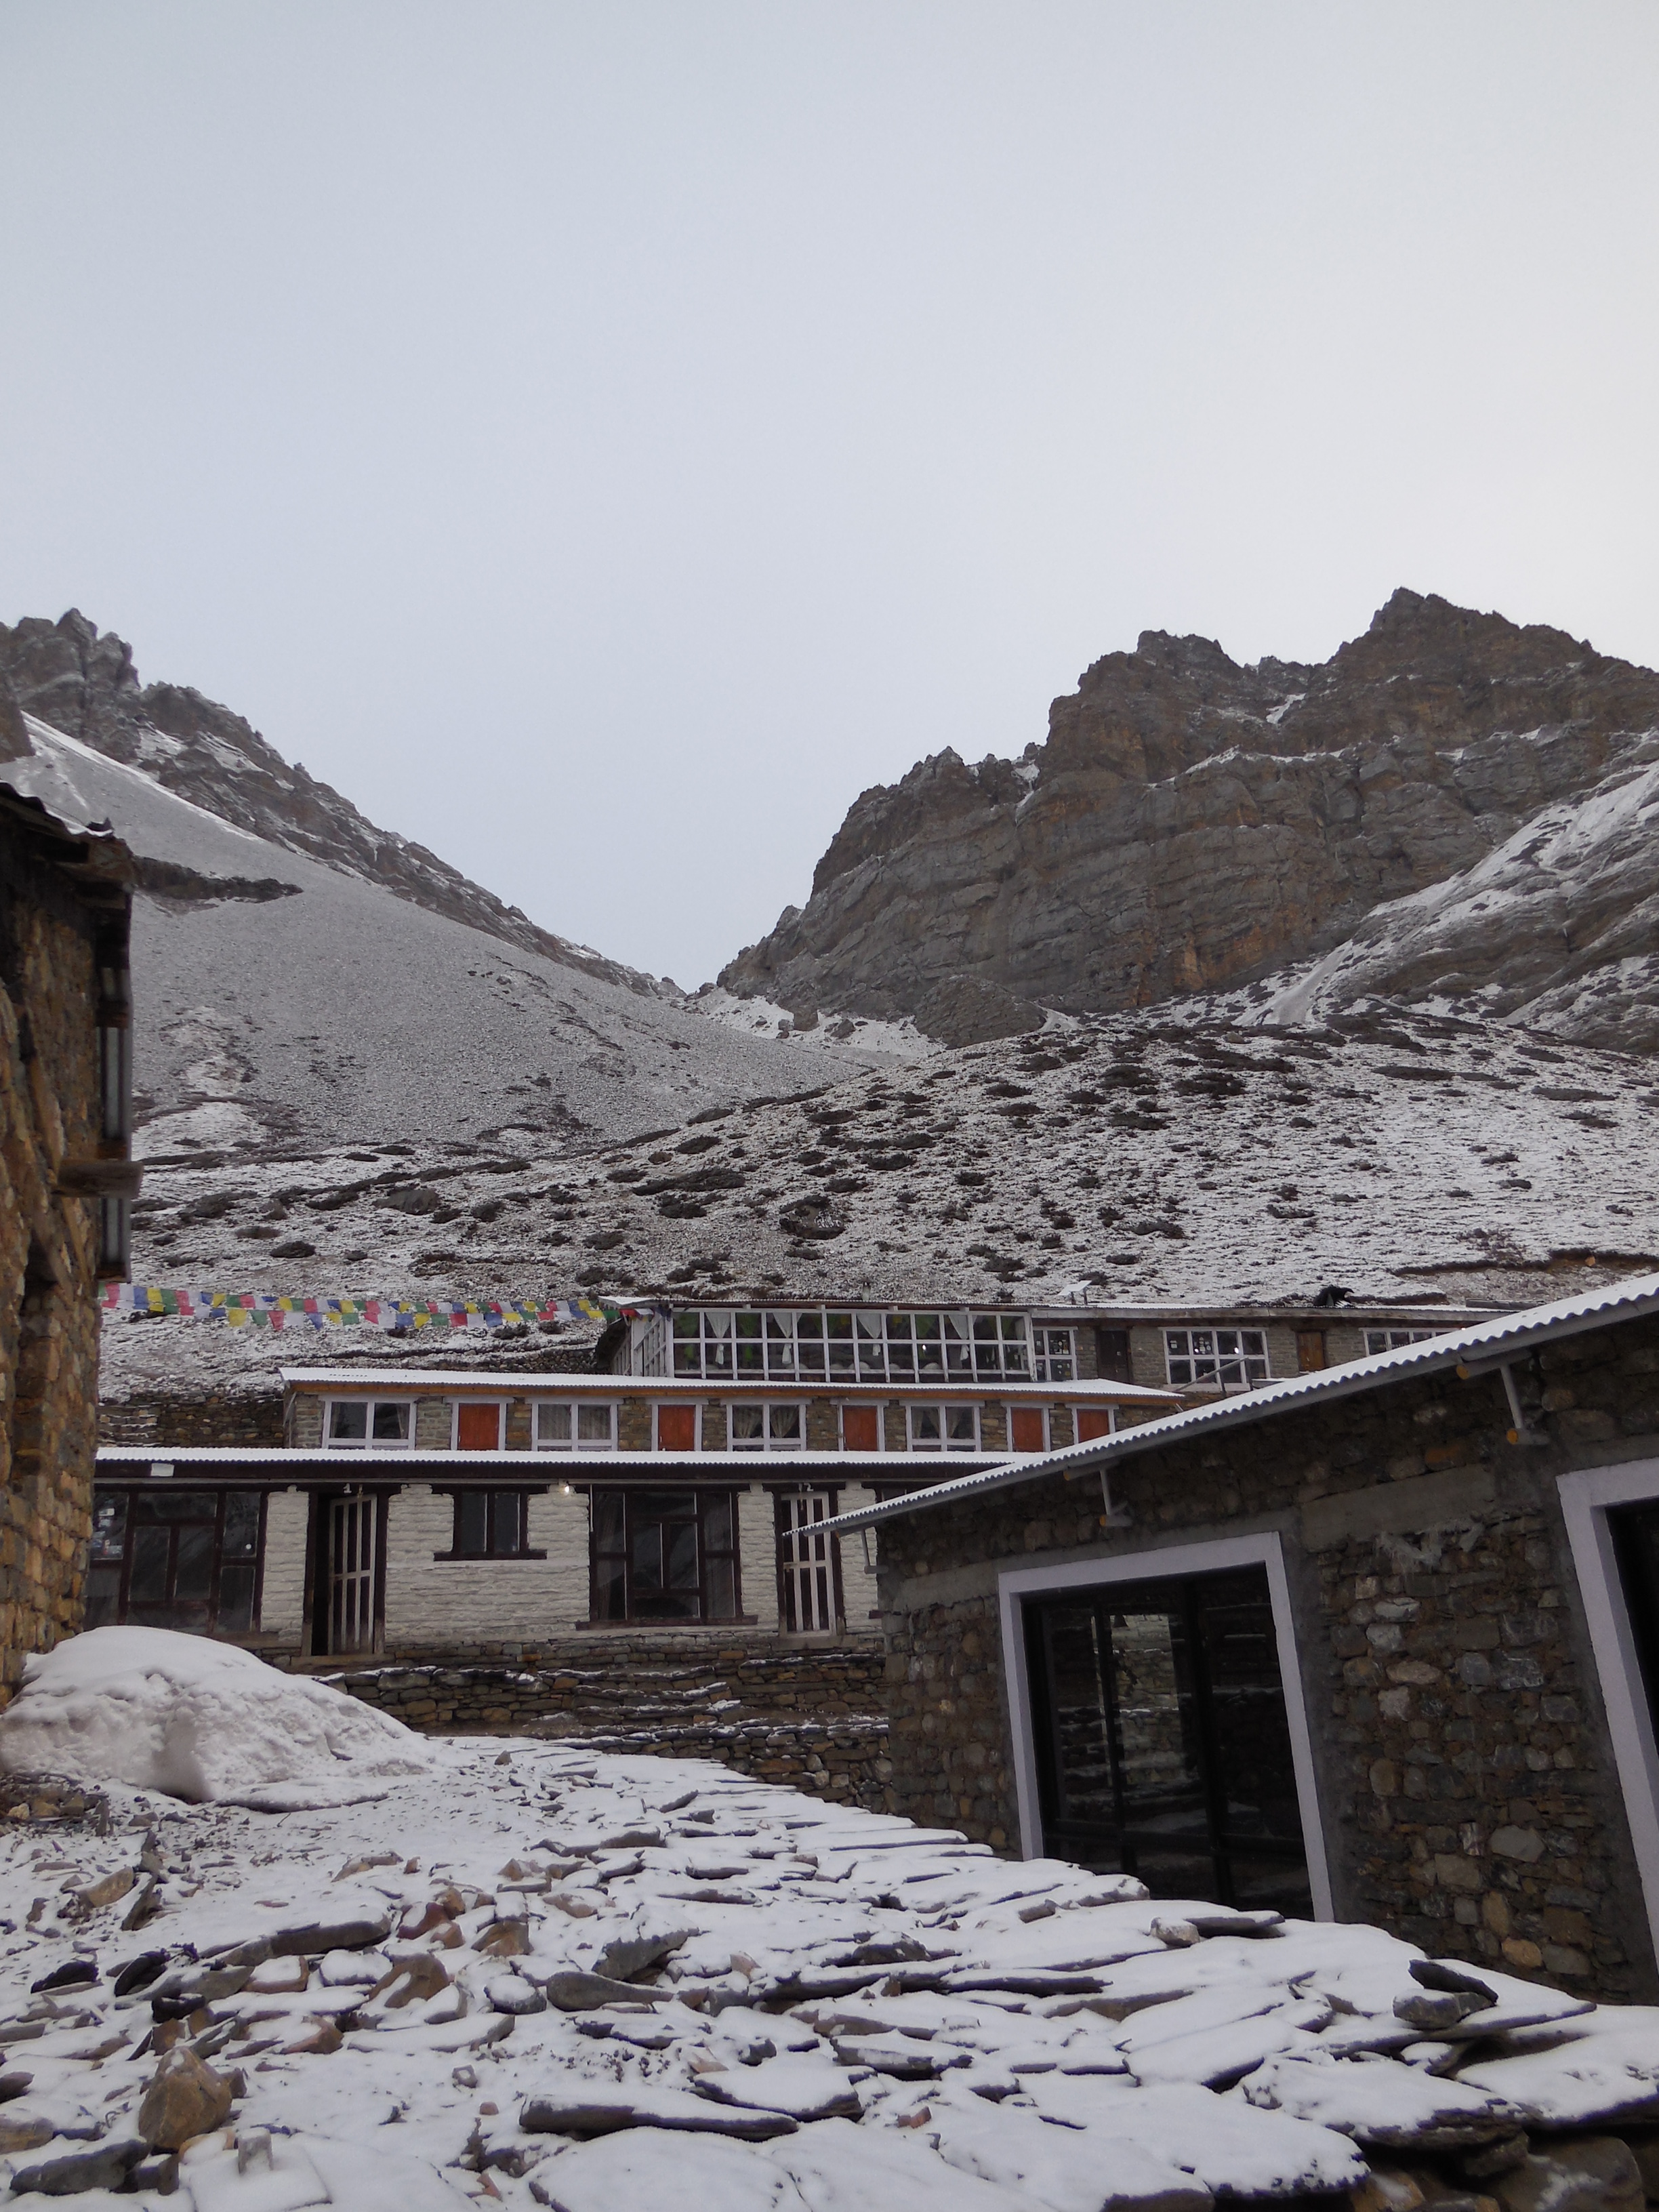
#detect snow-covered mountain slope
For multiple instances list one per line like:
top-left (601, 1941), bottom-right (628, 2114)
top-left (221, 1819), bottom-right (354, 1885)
top-left (720, 590), bottom-right (1659, 1052)
top-left (3, 714), bottom-right (881, 1166)
top-left (102, 1002), bottom-right (1659, 1407)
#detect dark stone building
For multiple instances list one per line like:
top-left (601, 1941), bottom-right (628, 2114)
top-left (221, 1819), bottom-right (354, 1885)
top-left (830, 1276), bottom-right (1659, 2004)
top-left (0, 764), bottom-right (136, 1702)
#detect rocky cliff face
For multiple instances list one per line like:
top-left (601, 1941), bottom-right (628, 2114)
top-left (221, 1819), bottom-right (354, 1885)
top-left (0, 611), bottom-right (669, 999)
top-left (718, 591), bottom-right (1659, 1050)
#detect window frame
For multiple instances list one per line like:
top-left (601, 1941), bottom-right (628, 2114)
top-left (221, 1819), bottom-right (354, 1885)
top-left (1164, 1328), bottom-right (1270, 1392)
top-left (86, 1484), bottom-right (267, 1639)
top-left (323, 1397), bottom-right (414, 1451)
top-left (1032, 1327), bottom-right (1077, 1382)
top-left (728, 1400), bottom-right (806, 1452)
top-left (670, 1307), bottom-right (1035, 1384)
top-left (838, 1402), bottom-right (884, 1453)
top-left (1361, 1327), bottom-right (1442, 1356)
top-left (434, 1487), bottom-right (547, 1561)
top-left (587, 1486), bottom-right (743, 1624)
top-left (533, 1399), bottom-right (618, 1452)
top-left (451, 1398), bottom-right (508, 1452)
top-left (655, 1401), bottom-right (700, 1452)
top-left (906, 1402), bottom-right (981, 1453)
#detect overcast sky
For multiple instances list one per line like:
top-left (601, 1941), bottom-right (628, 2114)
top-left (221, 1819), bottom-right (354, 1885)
top-left (3, 3), bottom-right (1656, 985)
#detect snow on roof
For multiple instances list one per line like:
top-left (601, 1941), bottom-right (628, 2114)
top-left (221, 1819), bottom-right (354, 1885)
top-left (821, 1267), bottom-right (1659, 1533)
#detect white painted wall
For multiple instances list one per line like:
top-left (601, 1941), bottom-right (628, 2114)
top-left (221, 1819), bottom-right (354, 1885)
top-left (259, 1490), bottom-right (309, 1639)
top-left (381, 1483), bottom-right (593, 1647)
top-left (837, 1484), bottom-right (882, 1624)
top-left (737, 1483), bottom-right (779, 1629)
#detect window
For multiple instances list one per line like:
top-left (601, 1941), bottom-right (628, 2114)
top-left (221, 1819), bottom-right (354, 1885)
top-left (1362, 1328), bottom-right (1442, 1356)
top-left (85, 1487), bottom-right (262, 1638)
top-left (454, 1402), bottom-right (503, 1451)
top-left (657, 1404), bottom-right (697, 1451)
top-left (1033, 1328), bottom-right (1076, 1382)
top-left (729, 1403), bottom-right (804, 1451)
top-left (1095, 1327), bottom-right (1134, 1384)
top-left (1165, 1329), bottom-right (1269, 1391)
top-left (535, 1401), bottom-right (617, 1452)
top-left (671, 1308), bottom-right (1033, 1382)
top-left (1009, 1406), bottom-right (1048, 1452)
top-left (590, 1488), bottom-right (740, 1621)
top-left (1075, 1407), bottom-right (1116, 1443)
top-left (325, 1399), bottom-right (411, 1449)
top-left (840, 1404), bottom-right (881, 1452)
top-left (778, 1491), bottom-right (838, 1633)
top-left (1024, 1564), bottom-right (1312, 1916)
top-left (908, 1404), bottom-right (979, 1452)
top-left (448, 1490), bottom-right (534, 1559)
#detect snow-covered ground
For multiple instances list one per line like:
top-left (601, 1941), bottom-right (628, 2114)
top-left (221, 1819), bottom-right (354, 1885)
top-left (0, 1636), bottom-right (1655, 2209)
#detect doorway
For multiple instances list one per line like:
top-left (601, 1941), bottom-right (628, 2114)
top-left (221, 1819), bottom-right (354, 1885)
top-left (311, 1490), bottom-right (386, 1656)
top-left (1023, 1561), bottom-right (1312, 1913)
top-left (777, 1490), bottom-right (838, 1633)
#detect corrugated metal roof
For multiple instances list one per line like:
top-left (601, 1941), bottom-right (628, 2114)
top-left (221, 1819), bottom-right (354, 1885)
top-left (820, 1268), bottom-right (1659, 1534)
top-left (92, 1445), bottom-right (971, 1474)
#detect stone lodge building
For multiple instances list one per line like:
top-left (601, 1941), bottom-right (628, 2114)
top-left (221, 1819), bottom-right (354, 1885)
top-left (826, 1275), bottom-right (1659, 2004)
top-left (1, 775), bottom-right (136, 1702)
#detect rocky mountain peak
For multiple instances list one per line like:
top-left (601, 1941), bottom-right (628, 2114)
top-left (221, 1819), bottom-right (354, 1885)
top-left (720, 590), bottom-right (1659, 1052)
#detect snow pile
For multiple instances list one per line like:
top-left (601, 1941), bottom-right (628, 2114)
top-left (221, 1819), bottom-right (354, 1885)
top-left (0, 1628), bottom-right (433, 1810)
top-left (0, 1736), bottom-right (1655, 2209)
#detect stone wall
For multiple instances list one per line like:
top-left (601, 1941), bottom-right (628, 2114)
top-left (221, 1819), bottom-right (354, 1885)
top-left (876, 1311), bottom-right (1659, 2004)
top-left (100, 1388), bottom-right (283, 1449)
top-left (0, 812), bottom-right (125, 1702)
top-left (295, 1633), bottom-right (893, 1807)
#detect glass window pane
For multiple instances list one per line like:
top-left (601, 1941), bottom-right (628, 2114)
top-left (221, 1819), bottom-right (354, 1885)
top-left (329, 1402), bottom-right (367, 1441)
top-left (224, 1492), bottom-right (260, 1558)
top-left (489, 1492), bottom-right (522, 1554)
top-left (175, 1525), bottom-right (213, 1601)
top-left (576, 1404), bottom-right (614, 1444)
top-left (134, 1489), bottom-right (216, 1522)
top-left (594, 1555), bottom-right (626, 1620)
top-left (665, 1521), bottom-right (699, 1591)
top-left (700, 1492), bottom-right (733, 1551)
top-left (457, 1494), bottom-right (488, 1554)
top-left (731, 1406), bottom-right (764, 1447)
top-left (593, 1492), bottom-right (626, 1553)
top-left (371, 1402), bottom-right (409, 1443)
top-left (798, 1312), bottom-right (823, 1340)
top-left (218, 1563), bottom-right (255, 1635)
top-left (769, 1405), bottom-right (802, 1445)
top-left (912, 1408), bottom-right (941, 1444)
top-left (538, 1403), bottom-right (573, 1444)
top-left (673, 1313), bottom-right (700, 1339)
top-left (704, 1557), bottom-right (736, 1619)
top-left (85, 1562), bottom-right (121, 1630)
top-left (90, 1492), bottom-right (127, 1562)
top-left (827, 1313), bottom-right (853, 1340)
top-left (735, 1313), bottom-right (762, 1339)
top-left (945, 1407), bottom-right (977, 1446)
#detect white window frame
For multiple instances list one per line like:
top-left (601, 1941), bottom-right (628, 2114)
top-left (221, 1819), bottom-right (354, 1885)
top-left (449, 1398), bottom-right (508, 1452)
top-left (323, 1397), bottom-right (413, 1451)
top-left (1070, 1401), bottom-right (1120, 1446)
top-left (1032, 1327), bottom-right (1076, 1382)
top-left (729, 1401), bottom-right (806, 1452)
top-left (1165, 1327), bottom-right (1270, 1391)
top-left (997, 1532), bottom-right (1334, 1918)
top-left (533, 1400), bottom-right (617, 1453)
top-left (907, 1403), bottom-right (980, 1453)
top-left (670, 1307), bottom-right (1033, 1384)
top-left (1362, 1327), bottom-right (1442, 1356)
top-left (1004, 1401), bottom-right (1050, 1453)
top-left (1557, 1458), bottom-right (1659, 1962)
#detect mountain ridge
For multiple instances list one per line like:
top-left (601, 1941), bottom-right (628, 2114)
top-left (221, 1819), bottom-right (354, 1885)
top-left (718, 588), bottom-right (1659, 1051)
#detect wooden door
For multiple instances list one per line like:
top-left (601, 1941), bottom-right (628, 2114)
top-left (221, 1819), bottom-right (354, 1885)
top-left (456, 1403), bottom-right (501, 1450)
top-left (841, 1405), bottom-right (879, 1452)
top-left (1296, 1330), bottom-right (1328, 1373)
top-left (657, 1404), bottom-right (697, 1451)
top-left (778, 1491), bottom-right (836, 1633)
top-left (1010, 1407), bottom-right (1048, 1452)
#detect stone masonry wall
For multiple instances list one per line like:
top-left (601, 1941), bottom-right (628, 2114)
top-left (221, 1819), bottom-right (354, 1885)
top-left (876, 1312), bottom-right (1659, 2004)
top-left (100, 1388), bottom-right (284, 1449)
top-left (0, 824), bottom-right (112, 1702)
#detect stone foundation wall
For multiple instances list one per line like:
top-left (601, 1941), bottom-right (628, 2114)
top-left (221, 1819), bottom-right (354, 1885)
top-left (876, 1313), bottom-right (1659, 2004)
top-left (0, 819), bottom-right (117, 1704)
top-left (291, 1633), bottom-right (893, 1807)
top-left (99, 1389), bottom-right (285, 1449)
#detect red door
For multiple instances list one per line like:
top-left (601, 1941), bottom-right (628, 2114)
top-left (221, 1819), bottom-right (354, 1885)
top-left (1010, 1408), bottom-right (1047, 1452)
top-left (456, 1404), bottom-right (500, 1450)
top-left (841, 1406), bottom-right (880, 1452)
top-left (657, 1404), bottom-right (697, 1451)
top-left (1076, 1408), bottom-right (1115, 1442)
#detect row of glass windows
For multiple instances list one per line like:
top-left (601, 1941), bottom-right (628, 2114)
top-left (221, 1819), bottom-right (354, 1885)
top-left (668, 1309), bottom-right (1078, 1383)
top-left (1161, 1325), bottom-right (1441, 1391)
top-left (319, 1397), bottom-right (1114, 1453)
